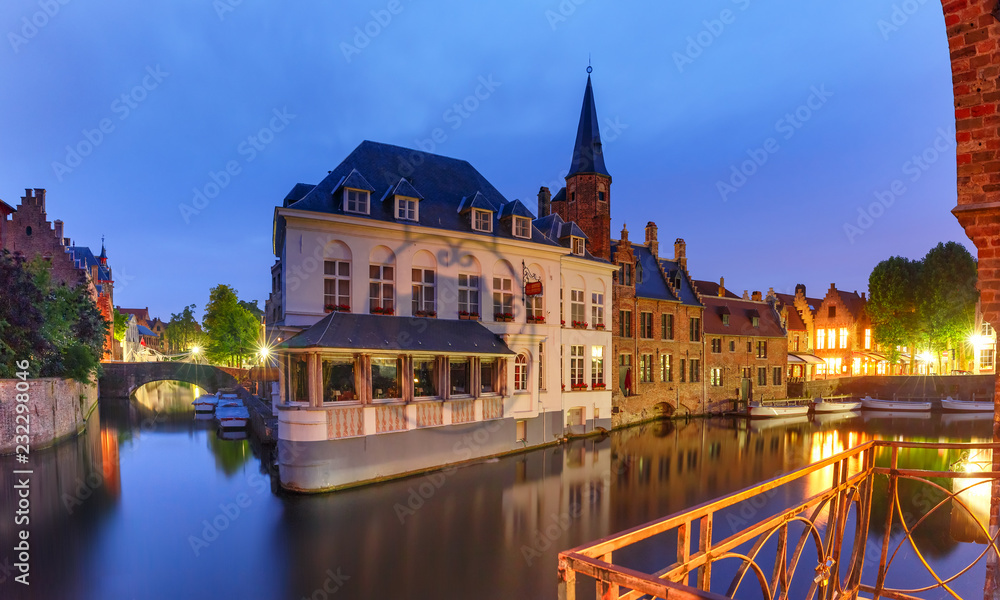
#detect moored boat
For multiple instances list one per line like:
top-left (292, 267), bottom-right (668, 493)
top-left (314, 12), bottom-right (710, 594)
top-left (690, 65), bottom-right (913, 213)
top-left (812, 396), bottom-right (862, 413)
top-left (748, 402), bottom-right (810, 419)
top-left (940, 396), bottom-right (995, 412)
top-left (860, 396), bottom-right (931, 412)
top-left (216, 405), bottom-right (250, 429)
top-left (192, 394), bottom-right (219, 412)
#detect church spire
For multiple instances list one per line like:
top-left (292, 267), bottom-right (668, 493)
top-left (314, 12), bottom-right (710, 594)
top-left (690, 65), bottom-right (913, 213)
top-left (98, 235), bottom-right (107, 265)
top-left (568, 68), bottom-right (610, 178)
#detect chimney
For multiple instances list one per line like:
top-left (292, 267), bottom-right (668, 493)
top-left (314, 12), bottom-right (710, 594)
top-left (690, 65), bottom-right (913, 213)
top-left (34, 188), bottom-right (45, 211)
top-left (644, 222), bottom-right (658, 257)
top-left (718, 277), bottom-right (725, 297)
top-left (674, 238), bottom-right (687, 269)
top-left (54, 220), bottom-right (64, 243)
top-left (794, 283), bottom-right (806, 299)
top-left (620, 223), bottom-right (629, 243)
top-left (861, 292), bottom-right (866, 301)
top-left (751, 290), bottom-right (762, 302)
top-left (537, 186), bottom-right (551, 218)
top-left (742, 290), bottom-right (750, 300)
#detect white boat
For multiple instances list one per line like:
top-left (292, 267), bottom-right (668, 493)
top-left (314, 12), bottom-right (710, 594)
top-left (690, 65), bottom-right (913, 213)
top-left (216, 405), bottom-right (250, 429)
top-left (812, 396), bottom-right (862, 413)
top-left (192, 394), bottom-right (219, 412)
top-left (940, 397), bottom-right (995, 412)
top-left (748, 402), bottom-right (810, 419)
top-left (860, 396), bottom-right (931, 412)
top-left (216, 396), bottom-right (243, 410)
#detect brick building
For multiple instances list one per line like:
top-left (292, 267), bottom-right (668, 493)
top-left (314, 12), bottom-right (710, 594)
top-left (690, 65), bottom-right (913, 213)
top-left (698, 289), bottom-right (788, 412)
top-left (541, 74), bottom-right (705, 425)
top-left (770, 285), bottom-right (824, 384)
top-left (811, 284), bottom-right (884, 377)
top-left (3, 188), bottom-right (115, 359)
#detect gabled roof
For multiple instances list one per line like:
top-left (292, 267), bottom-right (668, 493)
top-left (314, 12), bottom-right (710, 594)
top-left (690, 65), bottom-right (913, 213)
top-left (0, 199), bottom-right (15, 214)
top-left (551, 187), bottom-right (566, 204)
top-left (278, 312), bottom-right (514, 355)
top-left (68, 246), bottom-right (111, 282)
top-left (499, 198), bottom-right (534, 219)
top-left (837, 290), bottom-right (866, 319)
top-left (559, 221), bottom-right (588, 240)
top-left (659, 258), bottom-right (702, 307)
top-left (390, 178), bottom-right (424, 200)
top-left (118, 307), bottom-right (150, 324)
top-left (629, 243), bottom-right (677, 302)
top-left (137, 324), bottom-right (158, 337)
top-left (533, 213), bottom-right (607, 262)
top-left (457, 191), bottom-right (496, 213)
top-left (702, 296), bottom-right (786, 338)
top-left (275, 141), bottom-right (562, 250)
top-left (693, 280), bottom-right (740, 299)
top-left (282, 183), bottom-right (316, 207)
top-left (783, 303), bottom-right (807, 331)
top-left (568, 75), bottom-right (610, 178)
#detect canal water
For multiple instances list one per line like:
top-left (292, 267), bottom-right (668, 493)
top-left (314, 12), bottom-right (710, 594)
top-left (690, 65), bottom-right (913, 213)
top-left (1, 381), bottom-right (995, 600)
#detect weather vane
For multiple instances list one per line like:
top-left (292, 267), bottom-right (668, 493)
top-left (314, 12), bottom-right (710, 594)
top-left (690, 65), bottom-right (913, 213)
top-left (587, 54), bottom-right (592, 74)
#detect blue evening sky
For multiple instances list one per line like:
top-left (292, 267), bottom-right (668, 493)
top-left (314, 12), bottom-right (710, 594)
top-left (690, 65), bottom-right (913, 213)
top-left (0, 0), bottom-right (966, 319)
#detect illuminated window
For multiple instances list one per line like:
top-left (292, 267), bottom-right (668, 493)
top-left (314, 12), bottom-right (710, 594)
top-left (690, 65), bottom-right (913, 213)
top-left (660, 354), bottom-right (672, 382)
top-left (864, 328), bottom-right (871, 350)
top-left (981, 349), bottom-right (995, 370)
top-left (591, 346), bottom-right (604, 385)
top-left (710, 368), bottom-right (723, 387)
top-left (839, 328), bottom-right (848, 349)
top-left (756, 340), bottom-right (767, 359)
top-left (828, 329), bottom-right (836, 349)
top-left (817, 329), bottom-right (825, 350)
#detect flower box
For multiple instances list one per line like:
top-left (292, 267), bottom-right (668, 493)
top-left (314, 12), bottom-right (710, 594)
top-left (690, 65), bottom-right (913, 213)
top-left (592, 383), bottom-right (606, 390)
top-left (560, 320), bottom-right (566, 326)
top-left (594, 323), bottom-right (605, 330)
top-left (371, 307), bottom-right (394, 316)
top-left (571, 383), bottom-right (588, 391)
top-left (572, 321), bottom-right (589, 329)
top-left (459, 312), bottom-right (480, 321)
top-left (527, 316), bottom-right (545, 324)
top-left (494, 313), bottom-right (513, 322)
top-left (325, 304), bottom-right (350, 313)
top-left (414, 310), bottom-right (437, 318)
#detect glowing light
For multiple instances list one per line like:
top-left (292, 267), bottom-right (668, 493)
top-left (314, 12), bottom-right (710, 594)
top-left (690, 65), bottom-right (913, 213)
top-left (259, 346), bottom-right (271, 359)
top-left (969, 334), bottom-right (985, 349)
top-left (192, 346), bottom-right (201, 355)
top-left (918, 351), bottom-right (934, 362)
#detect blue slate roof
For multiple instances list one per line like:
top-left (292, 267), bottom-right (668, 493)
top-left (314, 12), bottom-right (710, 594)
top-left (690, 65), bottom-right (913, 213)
top-left (499, 198), bottom-right (534, 219)
top-left (68, 246), bottom-right (111, 282)
top-left (276, 140), bottom-right (561, 251)
top-left (632, 245), bottom-right (676, 302)
top-left (457, 190), bottom-right (497, 213)
top-left (659, 258), bottom-right (702, 307)
top-left (568, 75), bottom-right (610, 178)
top-left (283, 183), bottom-right (316, 207)
top-left (559, 221), bottom-right (589, 240)
top-left (279, 312), bottom-right (514, 355)
top-left (534, 213), bottom-right (606, 262)
top-left (137, 324), bottom-right (158, 337)
top-left (391, 178), bottom-right (424, 200)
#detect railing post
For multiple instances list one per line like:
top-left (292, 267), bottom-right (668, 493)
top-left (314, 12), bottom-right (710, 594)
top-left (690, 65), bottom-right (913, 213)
top-left (698, 512), bottom-right (714, 591)
top-left (558, 559), bottom-right (577, 600)
top-left (596, 552), bottom-right (618, 600)
top-left (677, 520), bottom-right (691, 586)
top-left (874, 445), bottom-right (898, 600)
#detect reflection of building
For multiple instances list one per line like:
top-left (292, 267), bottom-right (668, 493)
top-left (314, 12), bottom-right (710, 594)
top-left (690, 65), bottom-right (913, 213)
top-left (268, 76), bottom-right (618, 491)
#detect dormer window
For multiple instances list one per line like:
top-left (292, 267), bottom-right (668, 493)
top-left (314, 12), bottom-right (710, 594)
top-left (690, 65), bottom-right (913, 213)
top-left (473, 209), bottom-right (493, 233)
top-left (513, 216), bottom-right (531, 239)
top-left (344, 188), bottom-right (369, 214)
top-left (752, 316), bottom-right (760, 327)
top-left (722, 314), bottom-right (730, 326)
top-left (571, 236), bottom-right (585, 256)
top-left (396, 196), bottom-right (417, 221)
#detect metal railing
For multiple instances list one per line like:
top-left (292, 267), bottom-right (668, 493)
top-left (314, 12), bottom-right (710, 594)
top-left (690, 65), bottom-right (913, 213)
top-left (558, 441), bottom-right (1000, 600)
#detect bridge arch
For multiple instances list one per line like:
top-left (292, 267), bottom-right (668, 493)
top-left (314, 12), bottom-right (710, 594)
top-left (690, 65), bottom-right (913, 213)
top-left (99, 362), bottom-right (246, 398)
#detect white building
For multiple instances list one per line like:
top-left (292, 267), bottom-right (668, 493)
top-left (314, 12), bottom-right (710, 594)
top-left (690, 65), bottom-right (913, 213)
top-left (267, 138), bottom-right (614, 492)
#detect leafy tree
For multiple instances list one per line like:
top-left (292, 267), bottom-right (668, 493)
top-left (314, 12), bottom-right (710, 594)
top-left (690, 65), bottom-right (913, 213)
top-left (238, 299), bottom-right (264, 321)
top-left (113, 308), bottom-right (128, 342)
top-left (0, 251), bottom-right (49, 378)
top-left (203, 285), bottom-right (260, 367)
top-left (868, 256), bottom-right (922, 373)
top-left (918, 242), bottom-right (978, 371)
top-left (165, 304), bottom-right (202, 353)
top-left (27, 258), bottom-right (107, 383)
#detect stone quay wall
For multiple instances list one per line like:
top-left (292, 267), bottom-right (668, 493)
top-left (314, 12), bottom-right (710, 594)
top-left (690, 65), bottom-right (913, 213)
top-left (0, 377), bottom-right (99, 454)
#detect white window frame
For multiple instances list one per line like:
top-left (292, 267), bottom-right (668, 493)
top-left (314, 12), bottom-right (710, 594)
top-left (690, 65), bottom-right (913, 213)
top-left (411, 268), bottom-right (435, 314)
top-left (527, 294), bottom-right (543, 320)
top-left (396, 196), bottom-right (417, 221)
top-left (344, 188), bottom-right (370, 214)
top-left (369, 264), bottom-right (394, 313)
top-left (591, 292), bottom-right (604, 327)
top-left (591, 346), bottom-right (604, 385)
top-left (323, 260), bottom-right (351, 310)
top-left (513, 216), bottom-right (531, 239)
top-left (492, 276), bottom-right (513, 318)
top-left (570, 345), bottom-right (584, 386)
top-left (514, 354), bottom-right (528, 392)
top-left (570, 289), bottom-right (585, 324)
top-left (473, 209), bottom-right (493, 232)
top-left (571, 236), bottom-right (585, 256)
top-left (458, 274), bottom-right (480, 316)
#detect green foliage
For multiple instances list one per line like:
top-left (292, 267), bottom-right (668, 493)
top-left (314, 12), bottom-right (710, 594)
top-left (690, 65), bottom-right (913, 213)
top-left (238, 299), bottom-right (263, 321)
top-left (203, 285), bottom-right (260, 367)
top-left (165, 304), bottom-right (202, 352)
top-left (918, 242), bottom-right (978, 359)
top-left (0, 252), bottom-right (107, 382)
top-left (113, 308), bottom-right (128, 342)
top-left (868, 256), bottom-right (921, 366)
top-left (0, 251), bottom-right (49, 377)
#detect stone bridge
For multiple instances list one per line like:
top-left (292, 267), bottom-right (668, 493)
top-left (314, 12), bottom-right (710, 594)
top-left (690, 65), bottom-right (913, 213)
top-left (99, 362), bottom-right (248, 398)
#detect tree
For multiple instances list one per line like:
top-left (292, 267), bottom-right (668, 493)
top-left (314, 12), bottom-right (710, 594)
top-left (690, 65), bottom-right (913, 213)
top-left (113, 308), bottom-right (128, 342)
top-left (918, 242), bottom-right (978, 372)
top-left (27, 258), bottom-right (107, 383)
top-left (165, 304), bottom-right (202, 353)
top-left (203, 285), bottom-right (260, 367)
top-left (868, 256), bottom-right (922, 373)
top-left (0, 251), bottom-right (49, 378)
top-left (238, 299), bottom-right (263, 321)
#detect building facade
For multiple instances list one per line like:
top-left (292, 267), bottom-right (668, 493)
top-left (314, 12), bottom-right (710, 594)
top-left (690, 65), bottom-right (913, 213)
top-left (268, 133), bottom-right (615, 492)
top-left (811, 284), bottom-right (886, 377)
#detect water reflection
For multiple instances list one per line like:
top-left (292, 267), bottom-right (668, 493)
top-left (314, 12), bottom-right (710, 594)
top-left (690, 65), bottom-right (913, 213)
top-left (1, 388), bottom-right (996, 600)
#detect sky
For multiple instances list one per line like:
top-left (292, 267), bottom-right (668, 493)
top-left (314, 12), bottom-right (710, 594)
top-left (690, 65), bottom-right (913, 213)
top-left (0, 0), bottom-right (970, 319)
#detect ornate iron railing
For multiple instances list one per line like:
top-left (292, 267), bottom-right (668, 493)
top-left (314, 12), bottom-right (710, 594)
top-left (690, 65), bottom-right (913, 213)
top-left (558, 441), bottom-right (1000, 600)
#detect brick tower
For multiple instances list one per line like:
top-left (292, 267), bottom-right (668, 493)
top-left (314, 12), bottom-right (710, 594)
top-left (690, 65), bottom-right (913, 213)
top-left (551, 69), bottom-right (612, 260)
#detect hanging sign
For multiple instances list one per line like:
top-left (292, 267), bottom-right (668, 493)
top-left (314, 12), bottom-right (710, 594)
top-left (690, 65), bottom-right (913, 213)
top-left (525, 281), bottom-right (543, 296)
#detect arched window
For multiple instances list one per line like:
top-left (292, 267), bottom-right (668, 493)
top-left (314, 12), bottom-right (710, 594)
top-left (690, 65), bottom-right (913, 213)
top-left (514, 354), bottom-right (528, 392)
top-left (369, 246), bottom-right (396, 314)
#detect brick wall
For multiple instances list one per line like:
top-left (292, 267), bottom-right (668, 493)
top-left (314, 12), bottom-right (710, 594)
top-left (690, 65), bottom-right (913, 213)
top-left (3, 189), bottom-right (82, 287)
top-left (705, 335), bottom-right (788, 411)
top-left (551, 173), bottom-right (612, 261)
top-left (0, 377), bottom-right (98, 454)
